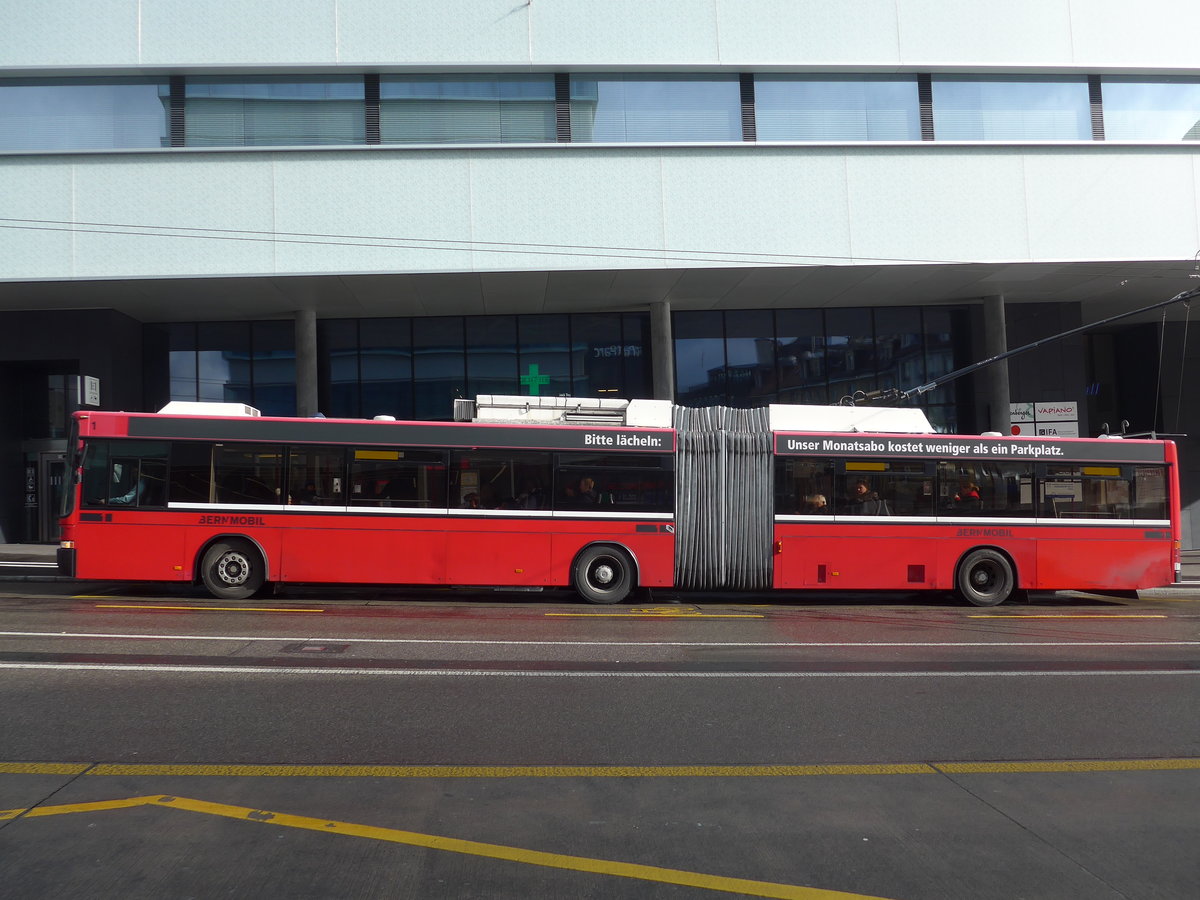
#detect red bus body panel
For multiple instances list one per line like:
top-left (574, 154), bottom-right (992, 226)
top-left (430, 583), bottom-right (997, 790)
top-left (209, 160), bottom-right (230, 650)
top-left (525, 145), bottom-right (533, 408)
top-left (63, 410), bottom-right (677, 592)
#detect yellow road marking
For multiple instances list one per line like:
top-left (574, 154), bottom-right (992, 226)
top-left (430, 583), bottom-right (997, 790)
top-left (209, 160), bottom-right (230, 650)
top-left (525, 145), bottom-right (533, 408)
top-left (0, 762), bottom-right (90, 775)
top-left (4, 759), bottom-right (1197, 778)
top-left (1, 793), bottom-right (892, 899)
top-left (95, 605), bottom-right (325, 613)
top-left (1, 796), bottom-right (160, 819)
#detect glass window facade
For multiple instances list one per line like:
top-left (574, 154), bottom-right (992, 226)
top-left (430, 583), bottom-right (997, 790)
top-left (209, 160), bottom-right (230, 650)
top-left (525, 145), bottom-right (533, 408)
top-left (153, 309), bottom-right (968, 428)
top-left (570, 75), bottom-right (742, 142)
top-left (0, 78), bottom-right (169, 152)
top-left (755, 76), bottom-right (921, 141)
top-left (380, 75), bottom-right (556, 144)
top-left (931, 76), bottom-right (1092, 140)
top-left (673, 307), bottom-right (968, 431)
top-left (9, 72), bottom-right (1200, 152)
top-left (184, 77), bottom-right (365, 147)
top-left (1102, 77), bottom-right (1200, 140)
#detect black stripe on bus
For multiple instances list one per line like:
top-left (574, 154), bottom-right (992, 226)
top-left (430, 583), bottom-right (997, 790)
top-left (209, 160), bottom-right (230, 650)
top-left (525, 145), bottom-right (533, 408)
top-left (126, 416), bottom-right (675, 453)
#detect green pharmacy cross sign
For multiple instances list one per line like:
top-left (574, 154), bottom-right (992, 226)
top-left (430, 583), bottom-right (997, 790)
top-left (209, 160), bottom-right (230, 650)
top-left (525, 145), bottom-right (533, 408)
top-left (520, 363), bottom-right (551, 396)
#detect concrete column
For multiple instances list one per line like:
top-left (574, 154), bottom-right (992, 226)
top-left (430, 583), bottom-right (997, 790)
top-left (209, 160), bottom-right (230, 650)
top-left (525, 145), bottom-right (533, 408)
top-left (650, 300), bottom-right (674, 401)
top-left (295, 309), bottom-right (318, 417)
top-left (983, 295), bottom-right (1010, 433)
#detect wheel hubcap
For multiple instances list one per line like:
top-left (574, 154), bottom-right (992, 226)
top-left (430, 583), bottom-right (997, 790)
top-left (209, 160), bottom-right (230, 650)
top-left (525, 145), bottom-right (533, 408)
top-left (592, 563), bottom-right (615, 586)
top-left (217, 552), bottom-right (250, 586)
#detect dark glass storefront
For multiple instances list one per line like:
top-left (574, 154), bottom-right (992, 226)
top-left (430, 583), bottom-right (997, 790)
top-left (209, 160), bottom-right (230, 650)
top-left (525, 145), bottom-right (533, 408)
top-left (148, 307), bottom-right (970, 430)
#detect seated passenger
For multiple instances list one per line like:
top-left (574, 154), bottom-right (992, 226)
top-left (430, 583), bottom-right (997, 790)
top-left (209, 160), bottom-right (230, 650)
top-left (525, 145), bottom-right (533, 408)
top-left (847, 479), bottom-right (889, 515)
top-left (802, 493), bottom-right (828, 513)
top-left (954, 480), bottom-right (982, 511)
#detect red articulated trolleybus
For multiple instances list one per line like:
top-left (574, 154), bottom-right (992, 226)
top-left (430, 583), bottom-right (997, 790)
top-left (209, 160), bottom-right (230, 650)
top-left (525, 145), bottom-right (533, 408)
top-left (57, 395), bottom-right (1180, 606)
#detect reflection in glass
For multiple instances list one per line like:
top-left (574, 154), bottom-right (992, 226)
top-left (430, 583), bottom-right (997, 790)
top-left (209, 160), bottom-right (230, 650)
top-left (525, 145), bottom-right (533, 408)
top-left (571, 75), bottom-right (741, 142)
top-left (874, 307), bottom-right (923, 393)
top-left (185, 77), bottom-right (365, 146)
top-left (570, 313), bottom-right (623, 397)
top-left (620, 314), bottom-right (652, 400)
top-left (1102, 77), bottom-right (1200, 140)
top-left (318, 320), bottom-right (360, 418)
top-left (466, 315), bottom-right (518, 397)
top-left (251, 322), bottom-right (295, 417)
top-left (674, 311), bottom-right (727, 406)
top-left (725, 309), bottom-right (775, 407)
top-left (519, 316), bottom-right (571, 397)
top-left (380, 75), bottom-right (556, 143)
top-left (0, 78), bottom-right (169, 151)
top-left (413, 318), bottom-right (464, 420)
top-left (360, 319), bottom-right (414, 420)
top-left (826, 308), bottom-right (875, 402)
top-left (196, 323), bottom-right (251, 406)
top-left (775, 309), bottom-right (827, 405)
top-left (167, 324), bottom-right (198, 402)
top-left (932, 77), bottom-right (1091, 140)
top-left (755, 76), bottom-right (920, 141)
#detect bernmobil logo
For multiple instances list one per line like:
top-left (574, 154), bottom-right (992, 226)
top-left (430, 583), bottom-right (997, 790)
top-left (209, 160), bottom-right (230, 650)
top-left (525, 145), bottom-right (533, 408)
top-left (198, 515), bottom-right (266, 526)
top-left (956, 527), bottom-right (1013, 538)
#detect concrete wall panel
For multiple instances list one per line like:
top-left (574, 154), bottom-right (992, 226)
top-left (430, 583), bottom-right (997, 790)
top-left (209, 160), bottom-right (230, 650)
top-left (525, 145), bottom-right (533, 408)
top-left (70, 155), bottom-right (277, 278)
top-left (0, 159), bottom-right (75, 280)
top-left (7, 1), bottom-right (1200, 72)
top-left (715, 1), bottom-right (900, 67)
top-left (1024, 151), bottom-right (1200, 261)
top-left (3, 146), bottom-right (1200, 283)
top-left (466, 149), bottom-right (668, 271)
top-left (270, 152), bottom-right (476, 274)
top-left (338, 0), bottom-right (531, 66)
top-left (845, 149), bottom-right (1031, 264)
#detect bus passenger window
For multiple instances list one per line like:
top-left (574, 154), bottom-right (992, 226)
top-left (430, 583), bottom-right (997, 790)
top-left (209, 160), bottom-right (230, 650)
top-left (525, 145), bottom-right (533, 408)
top-left (555, 453), bottom-right (673, 513)
top-left (1133, 466), bottom-right (1168, 520)
top-left (349, 448), bottom-right (447, 508)
top-left (288, 446), bottom-right (346, 506)
top-left (937, 461), bottom-right (1034, 518)
top-left (213, 444), bottom-right (283, 505)
top-left (451, 450), bottom-right (551, 509)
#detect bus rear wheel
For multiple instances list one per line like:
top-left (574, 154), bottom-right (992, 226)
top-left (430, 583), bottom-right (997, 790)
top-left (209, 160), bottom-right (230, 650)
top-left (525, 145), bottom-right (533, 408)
top-left (200, 539), bottom-right (264, 600)
top-left (572, 545), bottom-right (634, 605)
top-left (956, 548), bottom-right (1014, 607)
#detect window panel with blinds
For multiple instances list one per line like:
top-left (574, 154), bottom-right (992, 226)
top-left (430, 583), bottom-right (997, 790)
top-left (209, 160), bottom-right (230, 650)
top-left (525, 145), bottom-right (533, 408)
top-left (570, 74), bottom-right (742, 142)
top-left (0, 78), bottom-right (169, 151)
top-left (931, 76), bottom-right (1092, 141)
top-left (1101, 77), bottom-right (1200, 141)
top-left (379, 75), bottom-right (556, 144)
top-left (184, 78), bottom-right (365, 147)
top-left (755, 76), bottom-right (921, 141)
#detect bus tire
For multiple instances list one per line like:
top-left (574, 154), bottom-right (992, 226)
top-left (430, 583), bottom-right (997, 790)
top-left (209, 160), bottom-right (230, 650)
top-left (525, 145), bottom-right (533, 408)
top-left (956, 548), bottom-right (1014, 607)
top-left (199, 539), bottom-right (264, 601)
top-left (572, 544), bottom-right (634, 605)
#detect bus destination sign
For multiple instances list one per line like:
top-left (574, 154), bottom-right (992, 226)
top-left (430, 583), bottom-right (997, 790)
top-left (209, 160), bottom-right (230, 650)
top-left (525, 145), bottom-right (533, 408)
top-left (774, 433), bottom-right (1166, 464)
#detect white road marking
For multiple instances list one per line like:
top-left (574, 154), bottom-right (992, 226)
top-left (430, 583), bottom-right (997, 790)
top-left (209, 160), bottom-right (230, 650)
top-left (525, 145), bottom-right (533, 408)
top-left (0, 662), bottom-right (1196, 677)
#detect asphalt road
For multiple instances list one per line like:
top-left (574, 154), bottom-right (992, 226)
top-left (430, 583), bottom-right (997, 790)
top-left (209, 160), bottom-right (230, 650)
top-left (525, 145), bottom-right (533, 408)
top-left (1, 582), bottom-right (1197, 900)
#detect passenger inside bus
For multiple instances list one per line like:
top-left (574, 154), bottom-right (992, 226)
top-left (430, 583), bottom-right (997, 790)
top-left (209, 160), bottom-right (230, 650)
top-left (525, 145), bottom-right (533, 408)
top-left (846, 479), bottom-right (889, 515)
top-left (954, 480), bottom-right (982, 511)
top-left (801, 493), bottom-right (828, 513)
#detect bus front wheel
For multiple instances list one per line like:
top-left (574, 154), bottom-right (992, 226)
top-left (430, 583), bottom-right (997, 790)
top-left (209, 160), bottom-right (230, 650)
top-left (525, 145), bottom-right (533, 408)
top-left (956, 549), bottom-right (1014, 607)
top-left (200, 539), bottom-right (264, 600)
top-left (572, 545), bottom-right (634, 605)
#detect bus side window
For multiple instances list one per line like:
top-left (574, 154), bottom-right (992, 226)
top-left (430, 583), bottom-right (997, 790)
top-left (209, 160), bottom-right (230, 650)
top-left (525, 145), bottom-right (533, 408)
top-left (1133, 466), bottom-right (1168, 519)
top-left (81, 441), bottom-right (110, 507)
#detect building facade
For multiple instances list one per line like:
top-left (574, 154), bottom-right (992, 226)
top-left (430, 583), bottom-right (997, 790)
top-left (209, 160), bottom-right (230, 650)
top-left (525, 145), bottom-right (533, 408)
top-left (2, 0), bottom-right (1200, 545)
